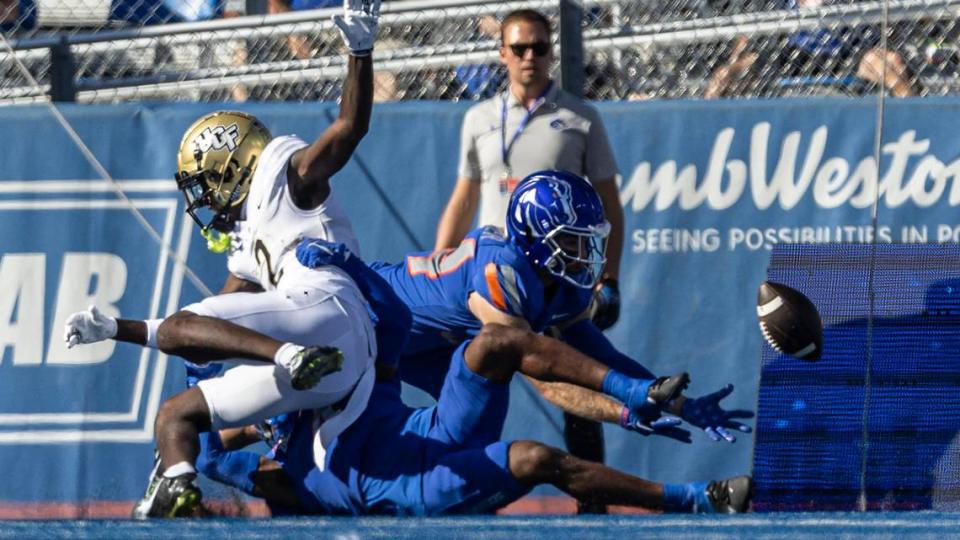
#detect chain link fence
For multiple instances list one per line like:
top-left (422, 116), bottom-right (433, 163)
top-left (1, 0), bottom-right (959, 104)
top-left (584, 0), bottom-right (960, 99)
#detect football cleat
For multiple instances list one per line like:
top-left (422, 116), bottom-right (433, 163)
top-left (705, 475), bottom-right (753, 513)
top-left (289, 346), bottom-right (344, 391)
top-left (646, 372), bottom-right (690, 408)
top-left (130, 452), bottom-right (162, 519)
top-left (144, 474), bottom-right (203, 518)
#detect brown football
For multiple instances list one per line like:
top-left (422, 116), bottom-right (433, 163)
top-left (756, 281), bottom-right (823, 361)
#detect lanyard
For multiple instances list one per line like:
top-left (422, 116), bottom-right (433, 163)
top-left (500, 81), bottom-right (553, 175)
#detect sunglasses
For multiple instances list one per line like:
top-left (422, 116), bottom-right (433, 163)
top-left (508, 41), bottom-right (551, 58)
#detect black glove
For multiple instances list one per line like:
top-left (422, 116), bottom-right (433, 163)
top-left (592, 278), bottom-right (621, 330)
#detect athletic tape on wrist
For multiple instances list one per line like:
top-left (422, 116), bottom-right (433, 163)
top-left (144, 318), bottom-right (162, 349)
top-left (273, 342), bottom-right (300, 368)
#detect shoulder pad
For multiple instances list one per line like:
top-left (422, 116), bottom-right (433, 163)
top-left (475, 225), bottom-right (507, 244)
top-left (479, 262), bottom-right (525, 316)
top-left (471, 248), bottom-right (544, 320)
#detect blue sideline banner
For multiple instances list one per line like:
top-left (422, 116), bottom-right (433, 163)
top-left (0, 98), bottom-right (957, 512)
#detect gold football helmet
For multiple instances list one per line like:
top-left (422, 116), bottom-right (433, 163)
top-left (175, 111), bottom-right (272, 232)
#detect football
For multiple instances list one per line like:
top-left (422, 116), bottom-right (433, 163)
top-left (756, 281), bottom-right (823, 361)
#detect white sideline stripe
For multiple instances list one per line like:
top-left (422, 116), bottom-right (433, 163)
top-left (0, 430), bottom-right (153, 443)
top-left (756, 296), bottom-right (783, 317)
top-left (0, 180), bottom-right (176, 193)
top-left (0, 199), bottom-right (173, 210)
top-left (794, 343), bottom-right (817, 357)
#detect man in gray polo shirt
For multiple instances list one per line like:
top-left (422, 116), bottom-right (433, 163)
top-left (433, 8), bottom-right (626, 514)
top-left (436, 9), bottom-right (624, 330)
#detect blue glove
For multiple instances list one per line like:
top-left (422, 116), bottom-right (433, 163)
top-left (592, 278), bottom-right (621, 331)
top-left (296, 237), bottom-right (352, 269)
top-left (620, 406), bottom-right (691, 443)
top-left (603, 371), bottom-right (689, 426)
top-left (680, 384), bottom-right (754, 443)
top-left (603, 374), bottom-right (657, 422)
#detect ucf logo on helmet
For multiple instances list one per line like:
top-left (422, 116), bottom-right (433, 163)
top-left (192, 123), bottom-right (241, 154)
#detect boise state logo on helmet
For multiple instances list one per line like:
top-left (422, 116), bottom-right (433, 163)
top-left (506, 170), bottom-right (610, 289)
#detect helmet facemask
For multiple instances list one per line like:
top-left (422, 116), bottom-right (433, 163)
top-left (539, 222), bottom-right (610, 288)
top-left (175, 148), bottom-right (254, 233)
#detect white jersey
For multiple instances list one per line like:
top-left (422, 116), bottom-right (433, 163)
top-left (226, 135), bottom-right (361, 293)
top-left (192, 134), bottom-right (374, 461)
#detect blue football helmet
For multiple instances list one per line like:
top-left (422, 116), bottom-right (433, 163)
top-left (506, 170), bottom-right (610, 289)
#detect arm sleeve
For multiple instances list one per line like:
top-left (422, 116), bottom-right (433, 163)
top-left (340, 256), bottom-right (412, 368)
top-left (457, 107), bottom-right (483, 180)
top-left (583, 106), bottom-right (619, 182)
top-left (561, 318), bottom-right (654, 379)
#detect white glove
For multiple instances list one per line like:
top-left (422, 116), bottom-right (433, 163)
top-left (64, 305), bottom-right (118, 349)
top-left (332, 0), bottom-right (380, 56)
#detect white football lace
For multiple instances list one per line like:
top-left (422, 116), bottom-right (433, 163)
top-left (758, 321), bottom-right (784, 353)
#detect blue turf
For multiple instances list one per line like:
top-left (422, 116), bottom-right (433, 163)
top-left (4, 513), bottom-right (960, 540)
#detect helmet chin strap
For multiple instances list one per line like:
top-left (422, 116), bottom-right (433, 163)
top-left (201, 227), bottom-right (232, 254)
top-left (198, 180), bottom-right (245, 254)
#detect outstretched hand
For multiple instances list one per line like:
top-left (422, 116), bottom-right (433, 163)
top-left (680, 384), bottom-right (754, 443)
top-left (296, 237), bottom-right (353, 269)
top-left (64, 305), bottom-right (118, 348)
top-left (620, 407), bottom-right (692, 443)
top-left (333, 0), bottom-right (381, 56)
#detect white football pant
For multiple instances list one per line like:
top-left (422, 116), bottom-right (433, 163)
top-left (183, 267), bottom-right (375, 429)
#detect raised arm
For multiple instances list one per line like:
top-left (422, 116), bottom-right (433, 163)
top-left (287, 0), bottom-right (379, 209)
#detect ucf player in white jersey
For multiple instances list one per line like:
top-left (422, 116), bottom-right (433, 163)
top-left (63, 0), bottom-right (383, 518)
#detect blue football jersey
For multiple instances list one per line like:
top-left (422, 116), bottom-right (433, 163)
top-left (372, 226), bottom-right (593, 359)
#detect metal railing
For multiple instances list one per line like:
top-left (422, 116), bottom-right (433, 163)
top-left (2, 0), bottom-right (959, 103)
